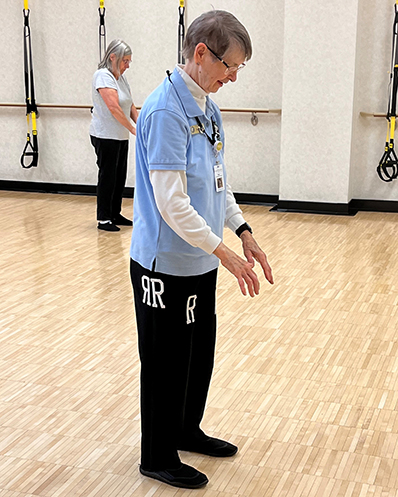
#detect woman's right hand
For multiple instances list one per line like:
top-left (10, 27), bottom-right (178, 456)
top-left (213, 242), bottom-right (261, 297)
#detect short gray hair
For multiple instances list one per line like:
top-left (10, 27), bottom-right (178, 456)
top-left (98, 39), bottom-right (132, 74)
top-left (182, 10), bottom-right (252, 61)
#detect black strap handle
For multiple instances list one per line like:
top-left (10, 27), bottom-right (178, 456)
top-left (377, 146), bottom-right (398, 182)
top-left (20, 134), bottom-right (38, 169)
top-left (377, 162), bottom-right (398, 182)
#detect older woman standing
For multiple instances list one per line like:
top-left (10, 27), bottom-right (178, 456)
top-left (130, 11), bottom-right (274, 488)
top-left (90, 39), bottom-right (138, 232)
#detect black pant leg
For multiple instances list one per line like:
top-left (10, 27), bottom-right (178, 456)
top-left (180, 269), bottom-right (218, 441)
top-left (111, 139), bottom-right (129, 218)
top-left (130, 259), bottom-right (218, 470)
top-left (90, 135), bottom-right (121, 221)
top-left (130, 259), bottom-right (195, 470)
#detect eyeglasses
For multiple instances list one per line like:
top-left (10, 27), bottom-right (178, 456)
top-left (204, 44), bottom-right (246, 75)
top-left (122, 59), bottom-right (131, 65)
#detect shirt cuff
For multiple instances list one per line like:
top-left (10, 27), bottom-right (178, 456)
top-left (198, 231), bottom-right (222, 255)
top-left (226, 212), bottom-right (246, 232)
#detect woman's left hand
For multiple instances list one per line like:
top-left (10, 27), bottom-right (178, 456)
top-left (239, 231), bottom-right (274, 285)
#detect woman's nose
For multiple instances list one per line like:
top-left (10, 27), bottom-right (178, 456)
top-left (228, 71), bottom-right (238, 82)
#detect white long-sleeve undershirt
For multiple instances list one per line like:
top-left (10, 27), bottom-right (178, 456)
top-left (150, 170), bottom-right (245, 254)
top-left (149, 65), bottom-right (246, 255)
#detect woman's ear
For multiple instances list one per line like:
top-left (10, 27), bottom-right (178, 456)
top-left (193, 43), bottom-right (207, 65)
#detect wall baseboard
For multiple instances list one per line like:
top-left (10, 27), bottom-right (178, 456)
top-left (271, 200), bottom-right (357, 216)
top-left (233, 192), bottom-right (279, 205)
top-left (0, 180), bottom-right (133, 198)
top-left (1, 180), bottom-right (398, 214)
top-left (350, 199), bottom-right (398, 213)
top-left (272, 199), bottom-right (398, 215)
top-left (0, 181), bottom-right (277, 205)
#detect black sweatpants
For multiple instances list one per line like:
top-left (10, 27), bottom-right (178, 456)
top-left (130, 258), bottom-right (218, 471)
top-left (90, 135), bottom-right (129, 221)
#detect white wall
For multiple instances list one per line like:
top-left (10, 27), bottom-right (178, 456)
top-left (279, 0), bottom-right (398, 204)
top-left (0, 0), bottom-right (283, 196)
top-left (350, 0), bottom-right (398, 201)
top-left (279, 0), bottom-right (359, 204)
top-left (2, 0), bottom-right (398, 203)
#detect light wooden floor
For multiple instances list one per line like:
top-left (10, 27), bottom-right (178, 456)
top-left (1, 191), bottom-right (398, 496)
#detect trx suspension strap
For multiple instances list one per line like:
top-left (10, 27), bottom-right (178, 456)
top-left (21, 0), bottom-right (38, 169)
top-left (178, 0), bottom-right (185, 64)
top-left (99, 0), bottom-right (106, 61)
top-left (377, 0), bottom-right (398, 182)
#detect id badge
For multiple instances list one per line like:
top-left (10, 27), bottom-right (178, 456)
top-left (214, 162), bottom-right (225, 192)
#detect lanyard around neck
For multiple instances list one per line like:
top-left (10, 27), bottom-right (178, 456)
top-left (194, 117), bottom-right (223, 157)
top-left (166, 70), bottom-right (223, 156)
top-left (194, 117), bottom-right (220, 146)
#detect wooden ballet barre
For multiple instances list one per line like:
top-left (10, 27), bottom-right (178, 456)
top-left (0, 102), bottom-right (280, 126)
top-left (0, 102), bottom-right (124, 110)
top-left (219, 108), bottom-right (281, 125)
top-left (360, 112), bottom-right (394, 118)
top-left (0, 102), bottom-right (281, 114)
top-left (220, 108), bottom-right (281, 114)
top-left (0, 102), bottom-right (93, 109)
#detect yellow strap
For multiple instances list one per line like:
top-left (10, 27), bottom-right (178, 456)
top-left (180, 0), bottom-right (185, 7)
top-left (390, 117), bottom-right (396, 145)
top-left (31, 112), bottom-right (37, 132)
top-left (24, 0), bottom-right (29, 10)
top-left (100, 0), bottom-right (105, 8)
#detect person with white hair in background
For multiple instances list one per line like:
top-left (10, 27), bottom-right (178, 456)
top-left (90, 39), bottom-right (138, 232)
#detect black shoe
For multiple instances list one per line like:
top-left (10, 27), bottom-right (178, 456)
top-left (97, 221), bottom-right (120, 232)
top-left (178, 436), bottom-right (238, 457)
top-left (139, 463), bottom-right (208, 489)
top-left (112, 214), bottom-right (132, 226)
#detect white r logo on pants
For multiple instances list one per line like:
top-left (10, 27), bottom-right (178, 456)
top-left (186, 295), bottom-right (197, 324)
top-left (142, 276), bottom-right (166, 309)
